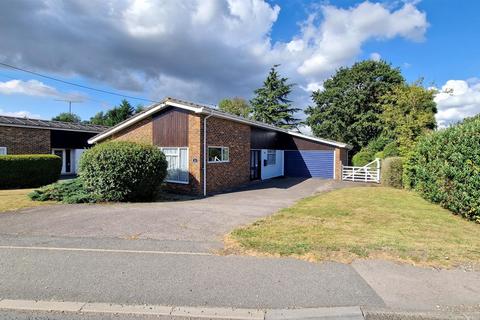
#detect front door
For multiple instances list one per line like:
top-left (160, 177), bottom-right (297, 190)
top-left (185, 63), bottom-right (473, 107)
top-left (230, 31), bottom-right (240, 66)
top-left (52, 149), bottom-right (72, 174)
top-left (250, 150), bottom-right (261, 180)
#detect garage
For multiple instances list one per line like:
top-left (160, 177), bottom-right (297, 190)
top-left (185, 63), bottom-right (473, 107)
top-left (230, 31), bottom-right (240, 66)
top-left (284, 150), bottom-right (335, 179)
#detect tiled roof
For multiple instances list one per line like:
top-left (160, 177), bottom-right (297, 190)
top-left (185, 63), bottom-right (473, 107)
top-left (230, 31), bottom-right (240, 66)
top-left (0, 115), bottom-right (108, 133)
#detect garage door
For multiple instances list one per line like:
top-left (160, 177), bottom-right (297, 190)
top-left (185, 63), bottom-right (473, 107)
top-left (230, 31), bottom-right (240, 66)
top-left (284, 150), bottom-right (334, 178)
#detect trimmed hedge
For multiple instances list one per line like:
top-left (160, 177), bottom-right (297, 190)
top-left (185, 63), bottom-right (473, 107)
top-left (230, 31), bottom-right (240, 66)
top-left (0, 155), bottom-right (61, 189)
top-left (352, 149), bottom-right (375, 166)
top-left (404, 115), bottom-right (480, 222)
top-left (79, 141), bottom-right (168, 202)
top-left (381, 157), bottom-right (403, 188)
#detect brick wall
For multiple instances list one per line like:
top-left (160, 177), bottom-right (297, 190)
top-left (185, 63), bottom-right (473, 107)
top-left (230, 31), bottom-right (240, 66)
top-left (0, 126), bottom-right (51, 154)
top-left (334, 147), bottom-right (348, 180)
top-left (111, 117), bottom-right (153, 144)
top-left (206, 117), bottom-right (250, 194)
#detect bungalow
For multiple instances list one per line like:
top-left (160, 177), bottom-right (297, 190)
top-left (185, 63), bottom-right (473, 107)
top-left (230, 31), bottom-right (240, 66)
top-left (88, 97), bottom-right (351, 195)
top-left (0, 115), bottom-right (107, 175)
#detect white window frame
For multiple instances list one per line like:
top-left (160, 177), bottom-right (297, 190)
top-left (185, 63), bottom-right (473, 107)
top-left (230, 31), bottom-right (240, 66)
top-left (266, 149), bottom-right (276, 166)
top-left (208, 146), bottom-right (230, 163)
top-left (160, 147), bottom-right (189, 184)
top-left (0, 147), bottom-right (7, 155)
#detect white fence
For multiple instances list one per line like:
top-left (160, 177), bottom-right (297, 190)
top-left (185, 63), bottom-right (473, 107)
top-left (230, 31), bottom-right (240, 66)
top-left (342, 158), bottom-right (381, 183)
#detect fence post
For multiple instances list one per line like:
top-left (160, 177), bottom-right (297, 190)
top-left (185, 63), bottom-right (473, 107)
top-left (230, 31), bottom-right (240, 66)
top-left (376, 158), bottom-right (381, 183)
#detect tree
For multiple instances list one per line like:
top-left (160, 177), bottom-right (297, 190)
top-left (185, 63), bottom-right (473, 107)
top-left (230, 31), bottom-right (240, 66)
top-left (218, 97), bottom-right (251, 118)
top-left (52, 112), bottom-right (81, 123)
top-left (305, 60), bottom-right (404, 152)
top-left (379, 82), bottom-right (437, 156)
top-left (250, 65), bottom-right (301, 129)
top-left (89, 99), bottom-right (137, 126)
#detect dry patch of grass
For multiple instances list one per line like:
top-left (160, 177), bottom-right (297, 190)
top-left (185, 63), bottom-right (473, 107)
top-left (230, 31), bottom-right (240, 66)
top-left (0, 189), bottom-right (55, 213)
top-left (228, 187), bottom-right (480, 268)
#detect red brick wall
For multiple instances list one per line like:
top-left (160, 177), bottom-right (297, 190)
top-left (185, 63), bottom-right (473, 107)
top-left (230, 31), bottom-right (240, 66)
top-left (205, 117), bottom-right (250, 194)
top-left (334, 147), bottom-right (349, 180)
top-left (111, 117), bottom-right (153, 144)
top-left (0, 126), bottom-right (50, 154)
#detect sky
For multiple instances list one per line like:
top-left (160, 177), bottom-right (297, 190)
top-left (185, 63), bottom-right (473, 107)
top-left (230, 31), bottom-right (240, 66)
top-left (0, 0), bottom-right (479, 129)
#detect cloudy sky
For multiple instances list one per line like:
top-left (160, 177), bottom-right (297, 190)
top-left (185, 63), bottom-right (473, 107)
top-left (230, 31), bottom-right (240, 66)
top-left (0, 0), bottom-right (478, 128)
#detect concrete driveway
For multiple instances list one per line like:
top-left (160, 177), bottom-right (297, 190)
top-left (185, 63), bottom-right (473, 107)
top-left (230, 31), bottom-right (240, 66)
top-left (0, 178), bottom-right (344, 250)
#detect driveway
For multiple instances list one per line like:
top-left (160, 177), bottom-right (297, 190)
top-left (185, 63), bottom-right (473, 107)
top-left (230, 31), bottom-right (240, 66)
top-left (0, 178), bottom-right (345, 251)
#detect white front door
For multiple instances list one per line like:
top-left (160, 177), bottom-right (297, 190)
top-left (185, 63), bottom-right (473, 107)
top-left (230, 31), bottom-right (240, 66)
top-left (52, 149), bottom-right (72, 174)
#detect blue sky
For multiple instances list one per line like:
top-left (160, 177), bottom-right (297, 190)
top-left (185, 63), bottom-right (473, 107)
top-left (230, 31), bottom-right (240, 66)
top-left (0, 0), bottom-right (479, 128)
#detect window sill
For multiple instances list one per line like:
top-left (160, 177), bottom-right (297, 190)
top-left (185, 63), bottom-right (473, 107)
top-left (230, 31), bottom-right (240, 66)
top-left (207, 161), bottom-right (230, 164)
top-left (165, 179), bottom-right (189, 185)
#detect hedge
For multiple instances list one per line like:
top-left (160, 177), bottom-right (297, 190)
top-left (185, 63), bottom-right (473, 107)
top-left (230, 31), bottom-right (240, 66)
top-left (79, 141), bottom-right (168, 202)
top-left (0, 155), bottom-right (61, 189)
top-left (352, 149), bottom-right (375, 166)
top-left (381, 157), bottom-right (403, 188)
top-left (404, 115), bottom-right (480, 222)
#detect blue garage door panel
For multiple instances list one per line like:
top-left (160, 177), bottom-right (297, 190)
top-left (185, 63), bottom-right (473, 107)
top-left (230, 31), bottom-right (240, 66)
top-left (284, 150), bottom-right (334, 178)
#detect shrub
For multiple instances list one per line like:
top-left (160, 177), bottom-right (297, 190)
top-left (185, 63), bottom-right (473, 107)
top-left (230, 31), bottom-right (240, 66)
top-left (381, 157), bottom-right (403, 188)
top-left (29, 178), bottom-right (98, 203)
top-left (383, 141), bottom-right (399, 158)
top-left (79, 141), bottom-right (168, 201)
top-left (352, 149), bottom-right (375, 166)
top-left (404, 115), bottom-right (480, 222)
top-left (0, 155), bottom-right (61, 189)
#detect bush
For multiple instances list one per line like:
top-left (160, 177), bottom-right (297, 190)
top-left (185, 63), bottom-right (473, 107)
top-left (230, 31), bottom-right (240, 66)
top-left (404, 115), bottom-right (480, 222)
top-left (79, 141), bottom-right (168, 201)
top-left (383, 141), bottom-right (399, 158)
top-left (29, 178), bottom-right (98, 203)
top-left (352, 149), bottom-right (375, 166)
top-left (0, 155), bottom-right (61, 189)
top-left (381, 157), bottom-right (403, 188)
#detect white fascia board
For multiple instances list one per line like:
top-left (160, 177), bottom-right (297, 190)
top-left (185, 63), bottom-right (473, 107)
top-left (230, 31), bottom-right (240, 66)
top-left (286, 131), bottom-right (350, 149)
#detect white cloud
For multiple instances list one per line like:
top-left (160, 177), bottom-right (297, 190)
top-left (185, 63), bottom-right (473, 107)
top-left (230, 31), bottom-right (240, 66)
top-left (0, 0), bottom-right (428, 109)
top-left (0, 79), bottom-right (85, 101)
top-left (370, 52), bottom-right (382, 61)
top-left (434, 79), bottom-right (480, 127)
top-left (0, 108), bottom-right (41, 119)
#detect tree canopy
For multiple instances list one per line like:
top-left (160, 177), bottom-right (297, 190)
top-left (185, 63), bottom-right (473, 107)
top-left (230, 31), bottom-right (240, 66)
top-left (218, 97), bottom-right (251, 118)
top-left (90, 100), bottom-right (143, 126)
top-left (306, 60), bottom-right (405, 152)
top-left (250, 65), bottom-right (301, 129)
top-left (52, 112), bottom-right (81, 123)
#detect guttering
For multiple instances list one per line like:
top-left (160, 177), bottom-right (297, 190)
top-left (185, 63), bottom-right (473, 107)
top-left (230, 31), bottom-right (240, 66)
top-left (203, 112), bottom-right (214, 197)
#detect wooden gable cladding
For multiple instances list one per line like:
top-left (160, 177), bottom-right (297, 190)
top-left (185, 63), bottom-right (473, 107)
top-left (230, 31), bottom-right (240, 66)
top-left (152, 107), bottom-right (189, 147)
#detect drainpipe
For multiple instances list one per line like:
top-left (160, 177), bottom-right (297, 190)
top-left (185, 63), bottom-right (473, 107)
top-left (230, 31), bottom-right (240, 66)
top-left (203, 112), bottom-right (214, 197)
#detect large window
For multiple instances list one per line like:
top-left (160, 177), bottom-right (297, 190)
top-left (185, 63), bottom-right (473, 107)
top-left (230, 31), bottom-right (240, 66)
top-left (0, 147), bottom-right (6, 155)
top-left (160, 147), bottom-right (189, 183)
top-left (208, 146), bottom-right (229, 163)
top-left (266, 149), bottom-right (276, 165)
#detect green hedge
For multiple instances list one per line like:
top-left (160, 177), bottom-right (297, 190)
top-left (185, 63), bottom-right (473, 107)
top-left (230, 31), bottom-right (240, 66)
top-left (381, 157), bottom-right (403, 188)
top-left (0, 155), bottom-right (61, 189)
top-left (79, 141), bottom-right (168, 202)
top-left (404, 115), bottom-right (480, 222)
top-left (352, 149), bottom-right (375, 166)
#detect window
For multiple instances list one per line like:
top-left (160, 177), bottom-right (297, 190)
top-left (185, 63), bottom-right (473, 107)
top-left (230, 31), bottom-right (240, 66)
top-left (0, 147), bottom-right (6, 155)
top-left (160, 147), bottom-right (189, 183)
top-left (208, 147), bottom-right (229, 163)
top-left (266, 149), bottom-right (276, 165)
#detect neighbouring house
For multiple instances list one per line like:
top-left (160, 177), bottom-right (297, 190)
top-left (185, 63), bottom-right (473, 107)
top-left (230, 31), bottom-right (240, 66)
top-left (88, 97), bottom-right (351, 196)
top-left (0, 115), bottom-right (108, 175)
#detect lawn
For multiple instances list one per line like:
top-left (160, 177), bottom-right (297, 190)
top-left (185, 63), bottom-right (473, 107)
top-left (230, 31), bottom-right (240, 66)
top-left (228, 187), bottom-right (480, 268)
top-left (0, 189), bottom-right (55, 213)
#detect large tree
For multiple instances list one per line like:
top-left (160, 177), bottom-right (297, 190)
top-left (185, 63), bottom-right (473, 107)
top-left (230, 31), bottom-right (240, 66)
top-left (306, 60), bottom-right (404, 152)
top-left (379, 82), bottom-right (437, 156)
top-left (52, 112), bottom-right (81, 123)
top-left (218, 97), bottom-right (251, 118)
top-left (250, 65), bottom-right (301, 129)
top-left (90, 99), bottom-right (140, 126)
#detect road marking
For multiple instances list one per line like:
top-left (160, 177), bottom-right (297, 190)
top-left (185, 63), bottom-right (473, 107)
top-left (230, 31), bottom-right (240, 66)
top-left (0, 299), bottom-right (85, 312)
top-left (0, 245), bottom-right (213, 256)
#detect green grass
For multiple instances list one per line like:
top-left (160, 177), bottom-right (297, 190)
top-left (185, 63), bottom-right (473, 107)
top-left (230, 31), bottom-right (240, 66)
top-left (0, 189), bottom-right (55, 213)
top-left (229, 187), bottom-right (480, 268)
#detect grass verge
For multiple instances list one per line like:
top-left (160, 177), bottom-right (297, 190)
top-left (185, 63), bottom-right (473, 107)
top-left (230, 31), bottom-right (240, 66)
top-left (228, 187), bottom-right (479, 268)
top-left (0, 189), bottom-right (55, 213)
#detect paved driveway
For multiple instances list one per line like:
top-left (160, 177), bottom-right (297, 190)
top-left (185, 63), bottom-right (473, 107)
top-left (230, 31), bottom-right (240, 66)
top-left (0, 178), bottom-right (345, 250)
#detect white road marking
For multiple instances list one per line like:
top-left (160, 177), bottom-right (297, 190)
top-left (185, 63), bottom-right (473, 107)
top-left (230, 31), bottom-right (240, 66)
top-left (0, 245), bottom-right (213, 256)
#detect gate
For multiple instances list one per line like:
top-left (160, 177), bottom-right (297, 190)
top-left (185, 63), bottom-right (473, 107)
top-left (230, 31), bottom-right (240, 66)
top-left (342, 158), bottom-right (381, 183)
